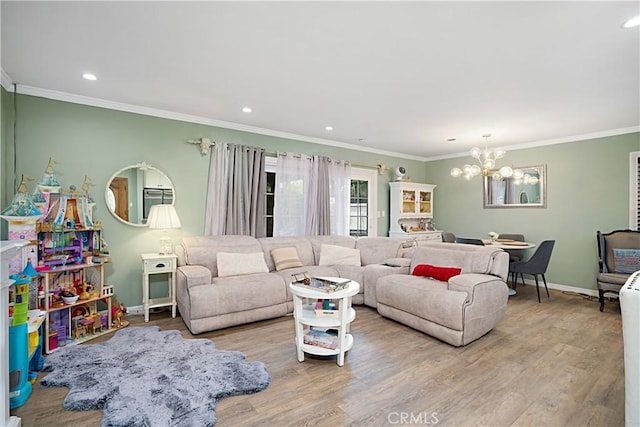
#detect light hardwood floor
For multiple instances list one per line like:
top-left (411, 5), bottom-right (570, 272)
top-left (12, 286), bottom-right (625, 427)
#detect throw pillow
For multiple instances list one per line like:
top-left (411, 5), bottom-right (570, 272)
top-left (318, 244), bottom-right (361, 266)
top-left (613, 248), bottom-right (640, 274)
top-left (270, 247), bottom-right (304, 271)
top-left (217, 252), bottom-right (269, 277)
top-left (412, 264), bottom-right (462, 282)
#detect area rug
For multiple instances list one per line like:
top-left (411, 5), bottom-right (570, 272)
top-left (41, 326), bottom-right (271, 426)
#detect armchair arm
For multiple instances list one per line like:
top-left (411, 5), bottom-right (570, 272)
top-left (176, 265), bottom-right (212, 290)
top-left (448, 273), bottom-right (508, 305)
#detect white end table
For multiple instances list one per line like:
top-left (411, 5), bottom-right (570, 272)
top-left (141, 253), bottom-right (177, 322)
top-left (289, 278), bottom-right (360, 367)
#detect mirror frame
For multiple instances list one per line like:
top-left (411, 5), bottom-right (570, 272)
top-left (105, 162), bottom-right (175, 227)
top-left (483, 164), bottom-right (546, 209)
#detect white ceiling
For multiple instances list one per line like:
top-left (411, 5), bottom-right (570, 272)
top-left (2, 1), bottom-right (639, 160)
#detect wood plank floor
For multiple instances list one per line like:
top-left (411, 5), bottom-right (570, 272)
top-left (12, 286), bottom-right (625, 427)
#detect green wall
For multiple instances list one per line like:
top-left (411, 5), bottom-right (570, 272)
top-left (1, 88), bottom-right (637, 304)
top-left (425, 132), bottom-right (639, 291)
top-left (0, 91), bottom-right (424, 306)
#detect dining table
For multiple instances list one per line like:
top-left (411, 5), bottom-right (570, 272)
top-left (483, 240), bottom-right (537, 295)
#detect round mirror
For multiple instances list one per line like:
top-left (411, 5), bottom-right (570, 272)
top-left (105, 162), bottom-right (175, 227)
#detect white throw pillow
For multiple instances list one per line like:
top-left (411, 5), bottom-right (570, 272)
top-left (318, 244), bottom-right (361, 266)
top-left (271, 247), bottom-right (304, 271)
top-left (217, 252), bottom-right (269, 277)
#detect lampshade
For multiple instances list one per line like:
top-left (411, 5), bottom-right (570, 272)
top-left (147, 204), bottom-right (181, 254)
top-left (147, 204), bottom-right (182, 229)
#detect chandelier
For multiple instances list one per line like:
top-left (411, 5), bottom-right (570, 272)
top-left (450, 133), bottom-right (535, 183)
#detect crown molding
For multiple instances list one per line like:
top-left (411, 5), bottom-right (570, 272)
top-left (424, 126), bottom-right (640, 162)
top-left (1, 69), bottom-right (15, 90)
top-left (4, 76), bottom-right (637, 162)
top-left (9, 83), bottom-right (429, 162)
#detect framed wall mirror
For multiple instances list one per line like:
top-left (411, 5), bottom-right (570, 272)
top-left (105, 162), bottom-right (175, 227)
top-left (483, 164), bottom-right (546, 208)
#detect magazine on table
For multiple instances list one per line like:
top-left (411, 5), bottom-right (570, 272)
top-left (291, 273), bottom-right (350, 293)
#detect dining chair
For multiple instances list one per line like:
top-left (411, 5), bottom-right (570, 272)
top-left (441, 232), bottom-right (456, 243)
top-left (454, 237), bottom-right (485, 246)
top-left (596, 229), bottom-right (640, 312)
top-left (509, 240), bottom-right (555, 303)
top-left (498, 233), bottom-right (525, 262)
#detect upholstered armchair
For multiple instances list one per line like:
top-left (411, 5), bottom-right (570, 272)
top-left (596, 229), bottom-right (640, 312)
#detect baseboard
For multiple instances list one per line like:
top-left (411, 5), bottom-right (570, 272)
top-left (518, 279), bottom-right (598, 297)
top-left (126, 305), bottom-right (144, 316)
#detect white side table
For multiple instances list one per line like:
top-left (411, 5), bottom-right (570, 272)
top-left (289, 279), bottom-right (359, 367)
top-left (141, 253), bottom-right (177, 322)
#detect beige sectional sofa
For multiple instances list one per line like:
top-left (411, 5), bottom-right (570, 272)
top-left (175, 235), bottom-right (509, 346)
top-left (376, 243), bottom-right (509, 346)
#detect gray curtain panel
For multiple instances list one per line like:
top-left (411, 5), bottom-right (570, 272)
top-left (204, 143), bottom-right (266, 237)
top-left (225, 144), bottom-right (266, 236)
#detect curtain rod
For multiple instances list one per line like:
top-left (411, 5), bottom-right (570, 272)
top-left (186, 137), bottom-right (378, 169)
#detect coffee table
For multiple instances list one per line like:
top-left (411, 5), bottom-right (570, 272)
top-left (289, 278), bottom-right (359, 366)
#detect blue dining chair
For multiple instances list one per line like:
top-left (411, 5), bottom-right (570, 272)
top-left (454, 237), bottom-right (485, 246)
top-left (509, 240), bottom-right (555, 303)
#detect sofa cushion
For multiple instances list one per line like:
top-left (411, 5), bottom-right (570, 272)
top-left (217, 252), bottom-right (269, 277)
top-left (412, 264), bottom-right (462, 282)
top-left (410, 243), bottom-right (503, 277)
top-left (258, 237), bottom-right (315, 271)
top-left (376, 275), bottom-right (466, 331)
top-left (613, 248), bottom-right (640, 274)
top-left (356, 237), bottom-right (406, 265)
top-left (188, 273), bottom-right (287, 319)
top-left (270, 247), bottom-right (304, 271)
top-left (309, 236), bottom-right (357, 264)
top-left (180, 235), bottom-right (263, 278)
top-left (319, 244), bottom-right (361, 266)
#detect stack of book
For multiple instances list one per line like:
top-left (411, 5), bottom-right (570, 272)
top-left (303, 329), bottom-right (338, 350)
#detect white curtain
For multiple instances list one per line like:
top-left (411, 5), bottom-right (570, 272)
top-left (328, 158), bottom-right (351, 235)
top-left (273, 153), bottom-right (312, 236)
top-left (204, 143), bottom-right (229, 235)
top-left (273, 153), bottom-right (350, 236)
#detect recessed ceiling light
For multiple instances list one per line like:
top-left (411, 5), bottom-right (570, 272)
top-left (82, 73), bottom-right (97, 81)
top-left (325, 126), bottom-right (333, 131)
top-left (242, 107), bottom-right (252, 113)
top-left (623, 16), bottom-right (640, 28)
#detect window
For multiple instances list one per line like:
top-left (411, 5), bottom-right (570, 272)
top-left (263, 158), bottom-right (377, 237)
top-left (350, 180), bottom-right (368, 236)
top-left (349, 167), bottom-right (378, 237)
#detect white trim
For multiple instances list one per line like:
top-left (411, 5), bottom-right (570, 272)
top-left (426, 126), bottom-right (640, 161)
top-left (518, 279), bottom-right (598, 297)
top-left (631, 151), bottom-right (640, 231)
top-left (3, 81), bottom-right (426, 161)
top-left (3, 73), bottom-right (637, 162)
top-left (1, 70), bottom-right (13, 90)
top-left (350, 167), bottom-right (378, 237)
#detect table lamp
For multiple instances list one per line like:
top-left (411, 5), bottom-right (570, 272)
top-left (147, 204), bottom-right (182, 254)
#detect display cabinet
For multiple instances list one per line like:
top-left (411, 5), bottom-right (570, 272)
top-left (388, 182), bottom-right (441, 241)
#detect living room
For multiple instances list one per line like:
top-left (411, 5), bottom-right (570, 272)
top-left (1, 2), bottom-right (639, 426)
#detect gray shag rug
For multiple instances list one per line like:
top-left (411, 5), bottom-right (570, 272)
top-left (41, 326), bottom-right (271, 426)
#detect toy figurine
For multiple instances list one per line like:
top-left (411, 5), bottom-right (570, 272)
top-left (111, 303), bottom-right (128, 328)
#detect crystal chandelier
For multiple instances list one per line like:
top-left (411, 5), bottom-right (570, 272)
top-left (450, 133), bottom-right (520, 181)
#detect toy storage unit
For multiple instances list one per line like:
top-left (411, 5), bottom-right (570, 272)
top-left (9, 311), bottom-right (43, 409)
top-left (39, 262), bottom-right (114, 354)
